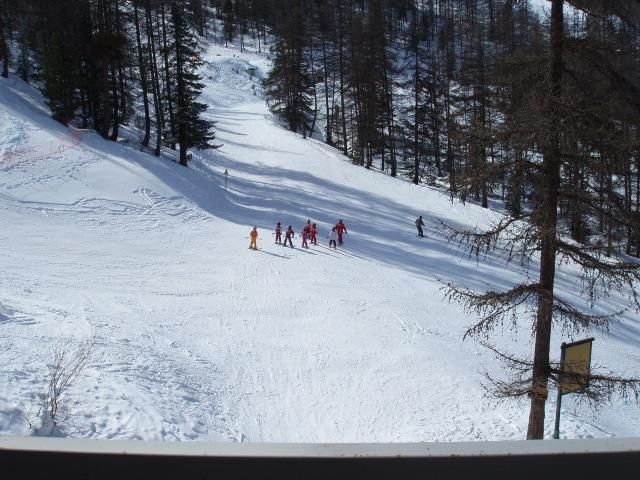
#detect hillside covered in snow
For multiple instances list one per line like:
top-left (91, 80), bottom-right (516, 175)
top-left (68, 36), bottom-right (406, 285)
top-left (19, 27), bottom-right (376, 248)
top-left (1, 40), bottom-right (639, 442)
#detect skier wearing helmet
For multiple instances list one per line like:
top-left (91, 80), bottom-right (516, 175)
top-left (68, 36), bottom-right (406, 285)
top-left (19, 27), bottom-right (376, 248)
top-left (275, 222), bottom-right (282, 244)
top-left (283, 225), bottom-right (295, 248)
top-left (249, 226), bottom-right (258, 250)
top-left (334, 219), bottom-right (348, 245)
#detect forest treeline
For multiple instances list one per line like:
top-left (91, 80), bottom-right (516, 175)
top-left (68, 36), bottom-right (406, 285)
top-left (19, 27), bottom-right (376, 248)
top-left (227, 0), bottom-right (640, 259)
top-left (1, 0), bottom-right (639, 257)
top-left (0, 0), bottom-right (216, 166)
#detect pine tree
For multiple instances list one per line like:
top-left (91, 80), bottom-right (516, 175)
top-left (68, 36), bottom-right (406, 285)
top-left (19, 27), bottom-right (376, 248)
top-left (263, 0), bottom-right (313, 137)
top-left (171, 0), bottom-right (216, 166)
top-left (222, 0), bottom-right (235, 46)
top-left (42, 31), bottom-right (78, 125)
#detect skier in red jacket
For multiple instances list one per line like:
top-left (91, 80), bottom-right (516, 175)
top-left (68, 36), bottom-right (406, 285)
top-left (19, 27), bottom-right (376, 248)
top-left (274, 222), bottom-right (282, 244)
top-left (334, 219), bottom-right (348, 245)
top-left (310, 223), bottom-right (318, 245)
top-left (301, 222), bottom-right (310, 248)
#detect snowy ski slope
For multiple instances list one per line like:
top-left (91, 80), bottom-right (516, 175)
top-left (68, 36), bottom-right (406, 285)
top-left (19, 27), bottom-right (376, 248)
top-left (0, 41), bottom-right (638, 442)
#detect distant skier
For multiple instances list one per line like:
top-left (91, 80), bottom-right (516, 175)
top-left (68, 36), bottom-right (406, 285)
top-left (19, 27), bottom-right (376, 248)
top-left (415, 215), bottom-right (425, 237)
top-left (283, 225), bottom-right (295, 248)
top-left (334, 219), bottom-right (348, 245)
top-left (328, 227), bottom-right (337, 249)
top-left (275, 222), bottom-right (282, 244)
top-left (249, 226), bottom-right (258, 250)
top-left (310, 223), bottom-right (318, 245)
top-left (301, 222), bottom-right (310, 248)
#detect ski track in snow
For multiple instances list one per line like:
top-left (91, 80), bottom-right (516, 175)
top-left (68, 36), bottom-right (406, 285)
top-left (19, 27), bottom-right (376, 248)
top-left (1, 41), bottom-right (639, 443)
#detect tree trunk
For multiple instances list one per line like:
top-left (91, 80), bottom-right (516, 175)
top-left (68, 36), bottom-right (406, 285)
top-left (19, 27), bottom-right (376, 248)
top-left (309, 40), bottom-right (318, 136)
top-left (146, 0), bottom-right (163, 156)
top-left (413, 47), bottom-right (420, 185)
top-left (527, 0), bottom-right (563, 440)
top-left (381, 32), bottom-right (396, 177)
top-left (100, 61), bottom-right (111, 139)
top-left (445, 80), bottom-right (455, 193)
top-left (134, 1), bottom-right (151, 147)
top-left (160, 0), bottom-right (176, 150)
top-left (321, 26), bottom-right (332, 145)
top-left (173, 7), bottom-right (187, 166)
top-left (109, 61), bottom-right (119, 140)
top-left (338, 5), bottom-right (348, 156)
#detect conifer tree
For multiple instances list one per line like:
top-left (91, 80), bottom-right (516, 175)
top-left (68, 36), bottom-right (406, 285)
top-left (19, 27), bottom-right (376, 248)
top-left (222, 0), bottom-right (235, 46)
top-left (171, 0), bottom-right (216, 166)
top-left (42, 31), bottom-right (78, 124)
top-left (263, 0), bottom-right (313, 138)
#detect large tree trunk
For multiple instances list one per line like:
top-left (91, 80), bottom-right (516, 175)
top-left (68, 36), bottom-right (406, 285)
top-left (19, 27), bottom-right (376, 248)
top-left (133, 1), bottom-right (151, 147)
top-left (413, 46), bottom-right (420, 185)
top-left (100, 61), bottom-right (112, 139)
top-left (320, 24), bottom-right (332, 145)
top-left (146, 0), bottom-right (163, 157)
top-left (382, 35), bottom-right (396, 177)
top-left (109, 61), bottom-right (119, 140)
top-left (160, 0), bottom-right (176, 150)
top-left (173, 4), bottom-right (187, 167)
top-left (527, 0), bottom-right (564, 440)
top-left (338, 5), bottom-right (348, 156)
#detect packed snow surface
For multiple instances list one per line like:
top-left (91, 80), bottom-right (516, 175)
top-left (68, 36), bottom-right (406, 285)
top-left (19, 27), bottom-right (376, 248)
top-left (1, 42), bottom-right (638, 443)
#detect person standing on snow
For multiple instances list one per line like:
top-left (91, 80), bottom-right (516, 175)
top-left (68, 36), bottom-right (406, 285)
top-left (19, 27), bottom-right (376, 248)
top-left (249, 226), bottom-right (258, 250)
top-left (328, 227), bottom-right (337, 249)
top-left (334, 219), bottom-right (348, 245)
top-left (283, 225), bottom-right (295, 248)
top-left (415, 215), bottom-right (425, 237)
top-left (275, 222), bottom-right (282, 244)
top-left (301, 222), bottom-right (310, 248)
top-left (310, 223), bottom-right (318, 245)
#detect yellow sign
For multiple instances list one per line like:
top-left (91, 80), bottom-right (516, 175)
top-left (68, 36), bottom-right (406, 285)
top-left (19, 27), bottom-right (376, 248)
top-left (560, 339), bottom-right (593, 395)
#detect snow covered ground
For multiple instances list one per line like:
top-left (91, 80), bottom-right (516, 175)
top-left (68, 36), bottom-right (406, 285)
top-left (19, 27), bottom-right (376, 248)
top-left (0, 40), bottom-right (638, 443)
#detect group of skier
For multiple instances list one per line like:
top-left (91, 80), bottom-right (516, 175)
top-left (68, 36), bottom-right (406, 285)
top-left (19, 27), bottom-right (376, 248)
top-left (250, 216), bottom-right (425, 250)
top-left (249, 219), bottom-right (348, 250)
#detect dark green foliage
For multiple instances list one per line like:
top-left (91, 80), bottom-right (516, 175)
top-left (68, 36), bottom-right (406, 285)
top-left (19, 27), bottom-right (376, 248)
top-left (16, 33), bottom-right (30, 82)
top-left (5, 0), bottom-right (215, 164)
top-left (222, 0), bottom-right (235, 44)
top-left (262, 0), bottom-right (314, 137)
top-left (171, 0), bottom-right (216, 165)
top-left (42, 32), bottom-right (78, 125)
top-left (263, 36), bottom-right (314, 136)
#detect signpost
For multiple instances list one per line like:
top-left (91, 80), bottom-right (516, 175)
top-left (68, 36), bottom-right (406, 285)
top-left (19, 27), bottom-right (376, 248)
top-left (224, 169), bottom-right (229, 191)
top-left (553, 338), bottom-right (594, 439)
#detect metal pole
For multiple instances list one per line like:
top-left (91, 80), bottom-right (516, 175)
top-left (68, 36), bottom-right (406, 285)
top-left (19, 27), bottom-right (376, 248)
top-left (553, 342), bottom-right (566, 439)
top-left (224, 169), bottom-right (228, 191)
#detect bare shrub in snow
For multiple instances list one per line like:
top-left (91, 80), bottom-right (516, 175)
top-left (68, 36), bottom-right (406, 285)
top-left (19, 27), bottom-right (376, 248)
top-left (27, 336), bottom-right (95, 436)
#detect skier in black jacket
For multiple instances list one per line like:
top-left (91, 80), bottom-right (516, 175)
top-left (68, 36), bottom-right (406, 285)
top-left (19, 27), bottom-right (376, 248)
top-left (415, 216), bottom-right (425, 237)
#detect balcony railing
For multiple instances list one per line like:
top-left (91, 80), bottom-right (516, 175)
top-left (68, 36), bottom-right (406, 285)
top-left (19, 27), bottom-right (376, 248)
top-left (2, 436), bottom-right (639, 479)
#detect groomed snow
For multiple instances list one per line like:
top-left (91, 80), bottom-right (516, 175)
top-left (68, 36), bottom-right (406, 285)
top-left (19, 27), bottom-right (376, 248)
top-left (0, 41), bottom-right (638, 443)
